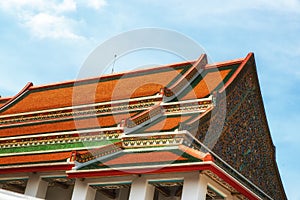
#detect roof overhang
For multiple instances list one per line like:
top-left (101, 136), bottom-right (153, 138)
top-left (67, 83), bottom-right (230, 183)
top-left (67, 161), bottom-right (262, 200)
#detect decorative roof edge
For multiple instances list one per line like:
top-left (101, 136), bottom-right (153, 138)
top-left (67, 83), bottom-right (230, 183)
top-left (0, 82), bottom-right (33, 112)
top-left (205, 58), bottom-right (244, 69)
top-left (0, 127), bottom-right (123, 141)
top-left (219, 52), bottom-right (253, 93)
top-left (163, 54), bottom-right (207, 102)
top-left (0, 93), bottom-right (162, 118)
top-left (190, 132), bottom-right (274, 200)
top-left (0, 97), bottom-right (12, 103)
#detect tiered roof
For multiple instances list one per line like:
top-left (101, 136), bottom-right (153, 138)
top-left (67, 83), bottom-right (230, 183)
top-left (0, 53), bottom-right (286, 199)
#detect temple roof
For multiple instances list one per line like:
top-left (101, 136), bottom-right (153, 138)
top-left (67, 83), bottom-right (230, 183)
top-left (0, 53), bottom-right (283, 200)
top-left (0, 52), bottom-right (247, 173)
top-left (0, 57), bottom-right (242, 114)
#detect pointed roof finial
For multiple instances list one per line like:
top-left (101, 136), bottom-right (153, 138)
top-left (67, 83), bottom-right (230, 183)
top-left (112, 54), bottom-right (117, 74)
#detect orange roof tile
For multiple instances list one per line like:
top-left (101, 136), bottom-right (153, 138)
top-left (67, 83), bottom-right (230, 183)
top-left (0, 152), bottom-right (71, 166)
top-left (0, 102), bottom-right (7, 107)
top-left (103, 151), bottom-right (187, 166)
top-left (143, 115), bottom-right (192, 132)
top-left (181, 69), bottom-right (232, 100)
top-left (0, 112), bottom-right (137, 137)
top-left (1, 65), bottom-right (186, 115)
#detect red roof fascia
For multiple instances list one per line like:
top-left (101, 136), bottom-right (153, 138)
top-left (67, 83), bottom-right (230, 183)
top-left (67, 163), bottom-right (211, 178)
top-left (168, 54), bottom-right (206, 91)
top-left (209, 165), bottom-right (259, 200)
top-left (219, 53), bottom-right (254, 93)
top-left (0, 82), bottom-right (33, 111)
top-left (0, 163), bottom-right (74, 175)
top-left (205, 58), bottom-right (244, 70)
top-left (0, 97), bottom-right (12, 102)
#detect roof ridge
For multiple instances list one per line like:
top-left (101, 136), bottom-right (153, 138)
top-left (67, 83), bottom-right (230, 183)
top-left (205, 58), bottom-right (244, 69)
top-left (30, 60), bottom-right (195, 91)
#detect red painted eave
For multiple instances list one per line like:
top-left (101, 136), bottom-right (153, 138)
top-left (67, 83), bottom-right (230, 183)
top-left (0, 163), bottom-right (74, 175)
top-left (67, 163), bottom-right (211, 178)
top-left (67, 162), bottom-right (260, 200)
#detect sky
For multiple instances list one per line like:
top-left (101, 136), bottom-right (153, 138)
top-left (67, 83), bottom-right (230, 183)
top-left (0, 0), bottom-right (299, 199)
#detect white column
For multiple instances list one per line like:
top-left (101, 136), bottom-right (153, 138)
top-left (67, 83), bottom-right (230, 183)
top-left (181, 172), bottom-right (208, 200)
top-left (71, 178), bottom-right (96, 200)
top-left (25, 173), bottom-right (48, 199)
top-left (118, 187), bottom-right (129, 200)
top-left (128, 176), bottom-right (154, 200)
top-left (86, 186), bottom-right (96, 200)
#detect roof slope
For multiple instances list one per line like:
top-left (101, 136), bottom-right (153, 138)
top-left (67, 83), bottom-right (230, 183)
top-left (0, 62), bottom-right (190, 114)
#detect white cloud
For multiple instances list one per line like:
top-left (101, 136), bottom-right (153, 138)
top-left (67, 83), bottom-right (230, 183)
top-left (85, 0), bottom-right (107, 10)
top-left (250, 0), bottom-right (300, 13)
top-left (56, 0), bottom-right (77, 13)
top-left (144, 0), bottom-right (300, 23)
top-left (0, 0), bottom-right (107, 39)
top-left (0, 0), bottom-right (76, 14)
top-left (0, 0), bottom-right (44, 12)
top-left (216, 0), bottom-right (300, 13)
top-left (23, 13), bottom-right (82, 39)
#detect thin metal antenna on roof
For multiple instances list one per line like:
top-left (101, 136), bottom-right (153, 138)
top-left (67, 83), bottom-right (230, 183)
top-left (112, 54), bottom-right (117, 73)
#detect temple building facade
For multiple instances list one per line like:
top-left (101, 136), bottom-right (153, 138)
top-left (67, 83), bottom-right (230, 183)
top-left (0, 53), bottom-right (286, 199)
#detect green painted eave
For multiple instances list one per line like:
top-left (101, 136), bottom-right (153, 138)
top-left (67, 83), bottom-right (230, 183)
top-left (0, 139), bottom-right (120, 155)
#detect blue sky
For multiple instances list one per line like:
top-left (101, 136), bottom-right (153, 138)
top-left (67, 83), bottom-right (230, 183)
top-left (0, 0), bottom-right (299, 199)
